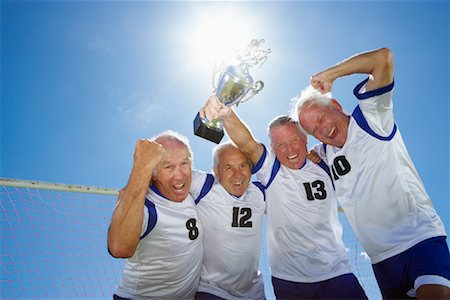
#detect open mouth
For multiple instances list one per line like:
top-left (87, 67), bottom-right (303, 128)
top-left (328, 126), bottom-right (336, 138)
top-left (231, 180), bottom-right (244, 187)
top-left (287, 154), bottom-right (298, 161)
top-left (172, 183), bottom-right (185, 192)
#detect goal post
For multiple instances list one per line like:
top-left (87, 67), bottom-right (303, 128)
top-left (0, 178), bottom-right (119, 195)
top-left (1, 178), bottom-right (381, 299)
top-left (1, 177), bottom-right (124, 299)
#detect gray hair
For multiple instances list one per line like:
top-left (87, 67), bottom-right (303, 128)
top-left (267, 115), bottom-right (307, 140)
top-left (212, 142), bottom-right (236, 169)
top-left (212, 141), bottom-right (253, 170)
top-left (289, 85), bottom-right (333, 124)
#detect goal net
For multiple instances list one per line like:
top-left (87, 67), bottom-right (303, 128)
top-left (1, 178), bottom-right (381, 299)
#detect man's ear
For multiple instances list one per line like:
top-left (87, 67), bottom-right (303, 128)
top-left (330, 98), bottom-right (343, 112)
top-left (270, 143), bottom-right (276, 153)
top-left (212, 166), bottom-right (219, 179)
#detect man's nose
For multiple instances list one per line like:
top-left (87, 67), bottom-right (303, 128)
top-left (173, 166), bottom-right (184, 179)
top-left (232, 168), bottom-right (242, 177)
top-left (287, 144), bottom-right (296, 153)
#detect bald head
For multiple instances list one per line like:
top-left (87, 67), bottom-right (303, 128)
top-left (154, 130), bottom-right (193, 163)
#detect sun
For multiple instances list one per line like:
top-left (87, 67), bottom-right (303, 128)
top-left (187, 7), bottom-right (254, 67)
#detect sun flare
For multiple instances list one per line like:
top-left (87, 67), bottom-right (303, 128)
top-left (188, 9), bottom-right (253, 66)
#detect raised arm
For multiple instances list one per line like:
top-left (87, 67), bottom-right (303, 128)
top-left (311, 47), bottom-right (394, 94)
top-left (199, 95), bottom-right (263, 165)
top-left (107, 139), bottom-right (165, 258)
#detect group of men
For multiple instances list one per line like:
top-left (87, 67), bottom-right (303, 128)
top-left (107, 48), bottom-right (450, 299)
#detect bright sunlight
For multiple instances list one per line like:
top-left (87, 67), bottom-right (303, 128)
top-left (188, 7), bottom-right (254, 66)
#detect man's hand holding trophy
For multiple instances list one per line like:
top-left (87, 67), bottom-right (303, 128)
top-left (193, 39), bottom-right (271, 143)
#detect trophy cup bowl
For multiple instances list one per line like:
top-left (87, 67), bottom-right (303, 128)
top-left (194, 39), bottom-right (270, 144)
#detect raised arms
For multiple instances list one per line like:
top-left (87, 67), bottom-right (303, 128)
top-left (311, 47), bottom-right (394, 94)
top-left (108, 139), bottom-right (165, 258)
top-left (200, 95), bottom-right (264, 165)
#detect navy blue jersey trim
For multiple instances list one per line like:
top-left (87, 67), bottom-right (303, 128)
top-left (194, 173), bottom-right (214, 204)
top-left (141, 199), bottom-right (157, 240)
top-left (250, 143), bottom-right (280, 189)
top-left (317, 160), bottom-right (332, 179)
top-left (317, 160), bottom-right (335, 190)
top-left (252, 181), bottom-right (266, 202)
top-left (322, 143), bottom-right (327, 155)
top-left (150, 184), bottom-right (183, 202)
top-left (150, 184), bottom-right (164, 198)
top-left (353, 78), bottom-right (395, 100)
top-left (251, 144), bottom-right (266, 174)
top-left (352, 105), bottom-right (397, 141)
top-left (265, 158), bottom-right (281, 189)
top-left (298, 159), bottom-right (307, 170)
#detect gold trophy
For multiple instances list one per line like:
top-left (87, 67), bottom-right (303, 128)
top-left (194, 39), bottom-right (271, 143)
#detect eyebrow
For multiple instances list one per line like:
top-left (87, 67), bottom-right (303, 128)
top-left (160, 157), bottom-right (190, 166)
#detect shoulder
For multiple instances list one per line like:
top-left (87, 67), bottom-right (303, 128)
top-left (248, 181), bottom-right (266, 203)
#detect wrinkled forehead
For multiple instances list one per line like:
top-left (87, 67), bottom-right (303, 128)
top-left (270, 121), bottom-right (306, 141)
top-left (219, 146), bottom-right (249, 165)
top-left (158, 137), bottom-right (191, 155)
top-left (158, 140), bottom-right (192, 166)
top-left (299, 101), bottom-right (326, 121)
top-left (301, 99), bottom-right (324, 113)
top-left (220, 145), bottom-right (247, 160)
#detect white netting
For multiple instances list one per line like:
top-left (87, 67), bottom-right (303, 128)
top-left (1, 179), bottom-right (381, 299)
top-left (1, 183), bottom-right (124, 299)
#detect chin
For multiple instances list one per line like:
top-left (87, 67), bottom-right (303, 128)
top-left (286, 161), bottom-right (300, 169)
top-left (331, 140), bottom-right (344, 147)
top-left (173, 193), bottom-right (188, 202)
top-left (231, 189), bottom-right (245, 197)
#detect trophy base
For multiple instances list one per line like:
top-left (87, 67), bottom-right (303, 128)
top-left (193, 112), bottom-right (224, 144)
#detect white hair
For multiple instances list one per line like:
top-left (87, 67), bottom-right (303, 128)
top-left (212, 141), bottom-right (236, 169)
top-left (289, 85), bottom-right (333, 123)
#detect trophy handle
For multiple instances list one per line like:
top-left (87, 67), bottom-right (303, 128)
top-left (239, 80), bottom-right (264, 104)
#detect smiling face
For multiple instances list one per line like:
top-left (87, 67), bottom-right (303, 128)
top-left (299, 100), bottom-right (350, 148)
top-left (213, 145), bottom-right (251, 197)
top-left (269, 122), bottom-right (308, 169)
top-left (153, 139), bottom-right (192, 202)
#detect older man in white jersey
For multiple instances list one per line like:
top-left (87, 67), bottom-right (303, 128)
top-left (199, 100), bottom-right (367, 299)
top-left (108, 131), bottom-right (203, 299)
top-left (190, 142), bottom-right (266, 300)
top-left (294, 47), bottom-right (450, 299)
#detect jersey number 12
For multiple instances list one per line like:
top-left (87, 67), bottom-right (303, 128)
top-left (231, 207), bottom-right (252, 228)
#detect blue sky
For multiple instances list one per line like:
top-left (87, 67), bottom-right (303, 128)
top-left (1, 1), bottom-right (449, 299)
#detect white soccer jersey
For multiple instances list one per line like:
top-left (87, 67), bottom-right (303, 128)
top-left (252, 146), bottom-right (352, 283)
top-left (320, 78), bottom-right (446, 264)
top-left (190, 170), bottom-right (266, 300)
top-left (115, 185), bottom-right (203, 300)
